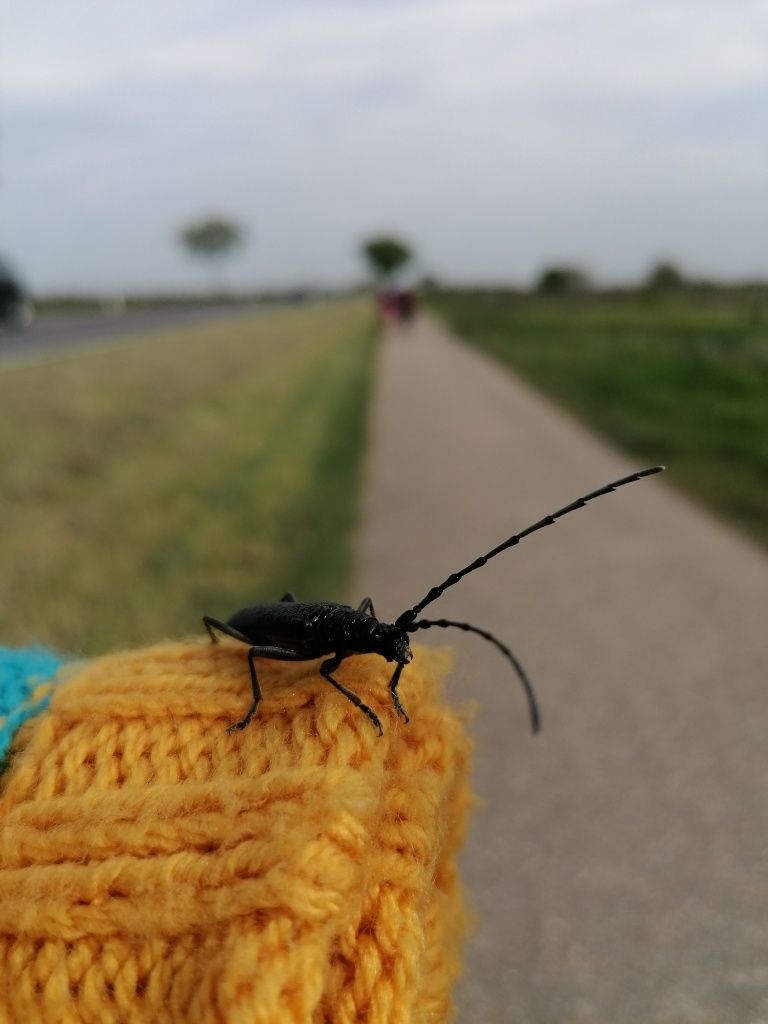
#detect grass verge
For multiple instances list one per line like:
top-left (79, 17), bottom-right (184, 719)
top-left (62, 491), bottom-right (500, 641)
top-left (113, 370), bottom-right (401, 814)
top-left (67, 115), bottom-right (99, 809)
top-left (432, 290), bottom-right (768, 548)
top-left (0, 300), bottom-right (376, 654)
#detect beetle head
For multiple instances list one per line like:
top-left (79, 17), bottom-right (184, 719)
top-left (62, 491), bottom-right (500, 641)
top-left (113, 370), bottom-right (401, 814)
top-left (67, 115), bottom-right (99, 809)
top-left (372, 623), bottom-right (412, 665)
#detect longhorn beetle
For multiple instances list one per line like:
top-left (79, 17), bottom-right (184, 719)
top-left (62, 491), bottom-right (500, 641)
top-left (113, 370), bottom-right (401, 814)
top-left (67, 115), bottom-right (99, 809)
top-left (204, 466), bottom-right (664, 736)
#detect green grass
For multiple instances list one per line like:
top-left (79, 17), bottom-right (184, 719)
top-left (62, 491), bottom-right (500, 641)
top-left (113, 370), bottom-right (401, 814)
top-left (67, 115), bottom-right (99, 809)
top-left (0, 301), bottom-right (376, 654)
top-left (432, 290), bottom-right (768, 547)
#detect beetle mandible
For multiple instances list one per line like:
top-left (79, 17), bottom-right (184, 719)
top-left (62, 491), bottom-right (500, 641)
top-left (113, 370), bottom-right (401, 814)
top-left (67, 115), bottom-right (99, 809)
top-left (204, 466), bottom-right (664, 736)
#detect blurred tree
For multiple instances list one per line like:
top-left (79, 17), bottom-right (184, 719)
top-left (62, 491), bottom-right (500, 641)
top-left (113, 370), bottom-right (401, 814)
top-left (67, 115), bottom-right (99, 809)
top-left (535, 265), bottom-right (590, 295)
top-left (645, 261), bottom-right (685, 290)
top-left (178, 217), bottom-right (245, 293)
top-left (362, 236), bottom-right (412, 281)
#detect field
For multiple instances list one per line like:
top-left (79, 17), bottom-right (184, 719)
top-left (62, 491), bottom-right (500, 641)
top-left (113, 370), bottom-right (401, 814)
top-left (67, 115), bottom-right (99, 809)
top-left (0, 300), bottom-right (375, 654)
top-left (432, 289), bottom-right (768, 548)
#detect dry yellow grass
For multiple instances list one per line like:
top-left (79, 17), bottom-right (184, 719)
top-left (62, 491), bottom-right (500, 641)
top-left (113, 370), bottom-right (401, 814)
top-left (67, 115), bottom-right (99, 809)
top-left (0, 300), bottom-right (375, 654)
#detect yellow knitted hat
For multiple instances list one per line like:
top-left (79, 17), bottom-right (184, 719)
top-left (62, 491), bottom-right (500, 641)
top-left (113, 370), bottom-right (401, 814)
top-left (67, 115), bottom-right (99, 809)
top-left (0, 640), bottom-right (472, 1023)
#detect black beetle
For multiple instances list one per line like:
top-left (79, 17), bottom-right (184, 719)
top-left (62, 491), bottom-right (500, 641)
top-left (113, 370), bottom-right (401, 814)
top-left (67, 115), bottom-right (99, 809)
top-left (204, 466), bottom-right (664, 736)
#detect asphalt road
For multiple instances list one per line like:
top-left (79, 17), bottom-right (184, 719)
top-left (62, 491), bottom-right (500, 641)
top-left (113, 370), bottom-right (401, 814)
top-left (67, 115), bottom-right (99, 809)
top-left (357, 315), bottom-right (768, 1023)
top-left (0, 304), bottom-right (264, 365)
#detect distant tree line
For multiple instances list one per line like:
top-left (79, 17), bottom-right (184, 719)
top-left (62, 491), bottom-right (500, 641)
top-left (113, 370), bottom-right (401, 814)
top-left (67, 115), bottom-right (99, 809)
top-left (533, 261), bottom-right (692, 296)
top-left (170, 216), bottom-right (725, 300)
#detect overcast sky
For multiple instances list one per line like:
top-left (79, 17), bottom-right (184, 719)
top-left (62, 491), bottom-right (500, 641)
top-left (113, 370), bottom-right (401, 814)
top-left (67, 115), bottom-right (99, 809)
top-left (1, 0), bottom-right (767, 293)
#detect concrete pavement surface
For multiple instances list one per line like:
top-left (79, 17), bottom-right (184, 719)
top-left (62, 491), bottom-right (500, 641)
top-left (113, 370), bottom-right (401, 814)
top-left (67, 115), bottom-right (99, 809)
top-left (356, 316), bottom-right (768, 1023)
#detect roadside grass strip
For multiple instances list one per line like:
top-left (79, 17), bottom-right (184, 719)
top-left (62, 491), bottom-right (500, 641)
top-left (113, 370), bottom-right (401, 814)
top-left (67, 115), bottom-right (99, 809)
top-left (0, 301), bottom-right (375, 653)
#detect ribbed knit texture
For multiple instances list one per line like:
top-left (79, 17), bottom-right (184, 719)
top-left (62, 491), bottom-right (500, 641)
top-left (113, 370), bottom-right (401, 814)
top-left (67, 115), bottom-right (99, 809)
top-left (0, 639), bottom-right (472, 1023)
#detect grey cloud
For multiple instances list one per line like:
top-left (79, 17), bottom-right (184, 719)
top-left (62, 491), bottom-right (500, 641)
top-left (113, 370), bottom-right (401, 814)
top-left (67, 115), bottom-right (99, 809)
top-left (1, 0), bottom-right (766, 291)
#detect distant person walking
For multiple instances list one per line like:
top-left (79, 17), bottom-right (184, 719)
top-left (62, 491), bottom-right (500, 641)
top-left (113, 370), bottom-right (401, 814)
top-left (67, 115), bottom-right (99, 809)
top-left (377, 288), bottom-right (418, 329)
top-left (377, 289), bottom-right (400, 329)
top-left (397, 289), bottom-right (417, 325)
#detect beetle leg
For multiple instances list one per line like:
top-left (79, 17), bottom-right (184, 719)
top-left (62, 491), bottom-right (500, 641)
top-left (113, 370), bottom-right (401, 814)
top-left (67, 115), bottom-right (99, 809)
top-left (319, 654), bottom-right (383, 736)
top-left (227, 648), bottom-right (265, 733)
top-left (226, 644), bottom-right (307, 734)
top-left (388, 662), bottom-right (409, 723)
top-left (280, 592), bottom-right (297, 602)
top-left (203, 615), bottom-right (251, 645)
top-left (356, 596), bottom-right (377, 618)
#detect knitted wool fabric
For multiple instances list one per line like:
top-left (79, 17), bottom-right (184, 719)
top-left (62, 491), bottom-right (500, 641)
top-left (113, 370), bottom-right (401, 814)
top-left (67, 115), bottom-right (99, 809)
top-left (0, 640), bottom-right (472, 1024)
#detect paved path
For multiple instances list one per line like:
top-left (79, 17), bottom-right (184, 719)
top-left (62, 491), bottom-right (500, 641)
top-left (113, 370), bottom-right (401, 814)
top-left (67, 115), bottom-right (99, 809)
top-left (356, 316), bottom-right (768, 1023)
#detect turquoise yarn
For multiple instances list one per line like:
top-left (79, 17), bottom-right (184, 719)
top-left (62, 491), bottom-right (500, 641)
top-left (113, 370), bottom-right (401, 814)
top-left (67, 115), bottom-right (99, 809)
top-left (0, 646), bottom-right (64, 763)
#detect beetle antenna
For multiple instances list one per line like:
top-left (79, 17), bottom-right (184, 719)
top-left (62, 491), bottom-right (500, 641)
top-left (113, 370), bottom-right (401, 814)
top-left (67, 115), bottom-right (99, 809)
top-left (395, 465), bottom-right (665, 627)
top-left (406, 618), bottom-right (540, 733)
